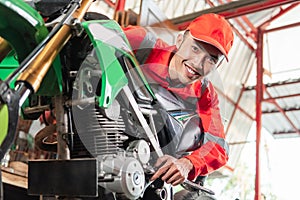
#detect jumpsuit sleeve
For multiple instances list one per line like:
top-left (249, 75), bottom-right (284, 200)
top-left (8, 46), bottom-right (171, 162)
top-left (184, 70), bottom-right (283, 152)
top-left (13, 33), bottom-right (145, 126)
top-left (184, 82), bottom-right (229, 180)
top-left (123, 25), bottom-right (147, 53)
top-left (123, 25), bottom-right (168, 64)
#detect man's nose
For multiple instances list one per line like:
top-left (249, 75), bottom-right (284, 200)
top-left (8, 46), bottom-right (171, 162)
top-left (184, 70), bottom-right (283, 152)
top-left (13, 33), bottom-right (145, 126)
top-left (191, 53), bottom-right (205, 69)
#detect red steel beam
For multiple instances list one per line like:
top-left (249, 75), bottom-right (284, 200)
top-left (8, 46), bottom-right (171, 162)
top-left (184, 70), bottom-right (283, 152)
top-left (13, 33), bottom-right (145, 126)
top-left (264, 93), bottom-right (300, 101)
top-left (219, 0), bottom-right (299, 19)
top-left (255, 28), bottom-right (263, 200)
top-left (220, 86), bottom-right (255, 136)
top-left (115, 0), bottom-right (126, 11)
top-left (103, 0), bottom-right (126, 11)
top-left (215, 87), bottom-right (255, 120)
top-left (232, 25), bottom-right (256, 51)
top-left (259, 3), bottom-right (299, 32)
top-left (259, 2), bottom-right (300, 29)
top-left (103, 0), bottom-right (115, 8)
top-left (241, 15), bottom-right (257, 36)
top-left (172, 0), bottom-right (298, 52)
top-left (266, 21), bottom-right (300, 33)
top-left (234, 17), bottom-right (257, 42)
top-left (172, 0), bottom-right (299, 26)
top-left (264, 90), bottom-right (300, 135)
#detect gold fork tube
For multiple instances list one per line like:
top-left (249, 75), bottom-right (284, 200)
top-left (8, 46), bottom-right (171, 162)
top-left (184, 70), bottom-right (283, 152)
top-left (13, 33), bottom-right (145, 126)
top-left (17, 0), bottom-right (94, 92)
top-left (0, 37), bottom-right (12, 63)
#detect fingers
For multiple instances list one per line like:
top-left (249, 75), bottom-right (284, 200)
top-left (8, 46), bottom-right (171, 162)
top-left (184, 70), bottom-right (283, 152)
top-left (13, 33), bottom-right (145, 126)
top-left (150, 156), bottom-right (191, 186)
top-left (161, 163), bottom-right (186, 185)
top-left (150, 157), bottom-right (173, 181)
top-left (150, 160), bottom-right (185, 186)
top-left (161, 164), bottom-right (177, 181)
top-left (169, 175), bottom-right (185, 186)
top-left (155, 163), bottom-right (185, 186)
top-left (162, 168), bottom-right (184, 185)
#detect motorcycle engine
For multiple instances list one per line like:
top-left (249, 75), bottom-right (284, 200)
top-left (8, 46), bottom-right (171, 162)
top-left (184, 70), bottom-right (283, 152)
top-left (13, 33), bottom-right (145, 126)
top-left (71, 49), bottom-right (150, 199)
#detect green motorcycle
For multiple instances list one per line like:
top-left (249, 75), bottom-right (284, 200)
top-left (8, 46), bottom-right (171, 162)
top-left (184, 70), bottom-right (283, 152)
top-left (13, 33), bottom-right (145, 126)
top-left (0, 0), bottom-right (216, 199)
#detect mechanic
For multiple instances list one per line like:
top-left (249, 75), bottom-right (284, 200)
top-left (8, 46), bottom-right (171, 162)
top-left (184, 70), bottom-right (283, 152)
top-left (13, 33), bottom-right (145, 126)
top-left (124, 13), bottom-right (234, 186)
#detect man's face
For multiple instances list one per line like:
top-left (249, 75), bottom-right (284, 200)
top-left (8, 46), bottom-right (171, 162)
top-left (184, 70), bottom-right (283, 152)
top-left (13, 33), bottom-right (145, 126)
top-left (169, 32), bottom-right (223, 85)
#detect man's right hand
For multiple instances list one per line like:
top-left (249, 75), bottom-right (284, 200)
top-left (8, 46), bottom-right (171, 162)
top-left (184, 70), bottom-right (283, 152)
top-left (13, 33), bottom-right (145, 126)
top-left (150, 155), bottom-right (194, 186)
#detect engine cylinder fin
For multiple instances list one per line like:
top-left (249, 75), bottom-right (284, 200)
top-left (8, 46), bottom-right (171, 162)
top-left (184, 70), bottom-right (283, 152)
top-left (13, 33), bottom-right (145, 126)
top-left (89, 104), bottom-right (125, 155)
top-left (74, 104), bottom-right (127, 156)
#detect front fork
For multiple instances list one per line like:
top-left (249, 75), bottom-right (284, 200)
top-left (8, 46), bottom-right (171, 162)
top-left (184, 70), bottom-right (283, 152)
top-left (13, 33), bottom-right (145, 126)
top-left (54, 95), bottom-right (70, 160)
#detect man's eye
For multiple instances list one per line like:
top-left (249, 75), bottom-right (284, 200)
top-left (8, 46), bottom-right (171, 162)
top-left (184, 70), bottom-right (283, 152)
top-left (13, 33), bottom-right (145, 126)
top-left (206, 56), bottom-right (217, 65)
top-left (191, 46), bottom-right (199, 53)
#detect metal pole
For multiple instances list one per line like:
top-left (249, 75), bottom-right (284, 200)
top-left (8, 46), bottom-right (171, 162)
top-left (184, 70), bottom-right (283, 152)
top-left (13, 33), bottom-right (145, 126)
top-left (116, 0), bottom-right (126, 11)
top-left (255, 27), bottom-right (263, 200)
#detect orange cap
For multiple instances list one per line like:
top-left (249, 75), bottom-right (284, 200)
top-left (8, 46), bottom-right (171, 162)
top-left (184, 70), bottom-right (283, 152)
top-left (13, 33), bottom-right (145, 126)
top-left (187, 13), bottom-right (234, 61)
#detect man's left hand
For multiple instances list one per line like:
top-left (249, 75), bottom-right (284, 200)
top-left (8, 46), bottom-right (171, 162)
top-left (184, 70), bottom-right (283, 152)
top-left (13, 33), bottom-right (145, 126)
top-left (150, 155), bottom-right (194, 186)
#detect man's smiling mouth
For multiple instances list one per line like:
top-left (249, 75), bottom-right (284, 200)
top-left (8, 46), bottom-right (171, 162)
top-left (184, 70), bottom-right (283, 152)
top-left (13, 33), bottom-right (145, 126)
top-left (185, 63), bottom-right (201, 77)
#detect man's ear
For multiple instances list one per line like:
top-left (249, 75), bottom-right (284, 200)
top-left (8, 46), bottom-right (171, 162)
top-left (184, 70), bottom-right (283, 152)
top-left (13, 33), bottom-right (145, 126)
top-left (176, 33), bottom-right (184, 49)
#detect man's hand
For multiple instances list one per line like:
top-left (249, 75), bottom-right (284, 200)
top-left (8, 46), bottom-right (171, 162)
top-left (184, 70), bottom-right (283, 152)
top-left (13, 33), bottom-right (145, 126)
top-left (150, 155), bottom-right (194, 186)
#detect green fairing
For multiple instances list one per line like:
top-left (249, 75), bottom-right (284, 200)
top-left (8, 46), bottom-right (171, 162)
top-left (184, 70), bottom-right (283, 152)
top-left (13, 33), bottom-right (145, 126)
top-left (82, 20), bottom-right (128, 108)
top-left (0, 0), bottom-right (62, 95)
top-left (0, 104), bottom-right (9, 144)
top-left (82, 20), bottom-right (155, 107)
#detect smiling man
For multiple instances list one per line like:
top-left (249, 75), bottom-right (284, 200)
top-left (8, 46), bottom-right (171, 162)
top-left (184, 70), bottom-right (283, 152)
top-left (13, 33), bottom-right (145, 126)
top-left (124, 13), bottom-right (234, 188)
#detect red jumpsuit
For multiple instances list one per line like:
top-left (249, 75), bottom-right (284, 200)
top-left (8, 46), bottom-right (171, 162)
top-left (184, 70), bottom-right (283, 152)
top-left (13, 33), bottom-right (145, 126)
top-left (124, 26), bottom-right (229, 180)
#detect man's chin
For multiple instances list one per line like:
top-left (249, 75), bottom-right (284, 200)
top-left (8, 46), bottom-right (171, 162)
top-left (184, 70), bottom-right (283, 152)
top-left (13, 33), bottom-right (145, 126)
top-left (184, 76), bottom-right (201, 84)
top-left (181, 79), bottom-right (196, 85)
top-left (177, 74), bottom-right (201, 85)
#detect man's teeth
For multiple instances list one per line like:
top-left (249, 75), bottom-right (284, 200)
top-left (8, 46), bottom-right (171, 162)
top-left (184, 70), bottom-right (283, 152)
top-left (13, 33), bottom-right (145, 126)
top-left (187, 66), bottom-right (196, 75)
